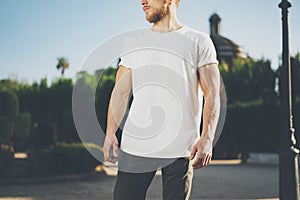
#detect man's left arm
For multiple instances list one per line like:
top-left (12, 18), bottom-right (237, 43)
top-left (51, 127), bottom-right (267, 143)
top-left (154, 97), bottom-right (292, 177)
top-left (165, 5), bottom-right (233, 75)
top-left (189, 63), bottom-right (221, 169)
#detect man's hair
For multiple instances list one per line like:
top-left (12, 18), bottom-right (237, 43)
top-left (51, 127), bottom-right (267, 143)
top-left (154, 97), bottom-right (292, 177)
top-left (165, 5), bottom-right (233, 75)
top-left (175, 0), bottom-right (180, 7)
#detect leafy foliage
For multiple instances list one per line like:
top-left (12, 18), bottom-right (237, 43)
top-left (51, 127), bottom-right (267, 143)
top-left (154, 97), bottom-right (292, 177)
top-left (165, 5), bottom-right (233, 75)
top-left (27, 142), bottom-right (102, 176)
top-left (219, 58), bottom-right (277, 103)
top-left (0, 144), bottom-right (14, 177)
top-left (1, 54), bottom-right (300, 161)
top-left (56, 57), bottom-right (70, 77)
top-left (0, 90), bottom-right (19, 117)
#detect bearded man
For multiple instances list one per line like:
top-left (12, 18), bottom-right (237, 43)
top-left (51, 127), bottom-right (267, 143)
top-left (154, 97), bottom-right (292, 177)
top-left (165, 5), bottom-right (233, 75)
top-left (103, 0), bottom-right (221, 199)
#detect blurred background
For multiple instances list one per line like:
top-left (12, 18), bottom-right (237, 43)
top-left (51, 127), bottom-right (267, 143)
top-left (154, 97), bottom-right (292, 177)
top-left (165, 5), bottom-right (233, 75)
top-left (0, 0), bottom-right (299, 183)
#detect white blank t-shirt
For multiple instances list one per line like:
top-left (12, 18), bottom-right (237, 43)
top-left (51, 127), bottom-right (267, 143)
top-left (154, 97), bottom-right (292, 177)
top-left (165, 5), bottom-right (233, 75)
top-left (119, 26), bottom-right (218, 158)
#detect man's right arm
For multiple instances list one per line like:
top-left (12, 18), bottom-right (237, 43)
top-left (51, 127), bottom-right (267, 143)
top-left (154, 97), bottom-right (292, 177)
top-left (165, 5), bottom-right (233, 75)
top-left (103, 65), bottom-right (132, 163)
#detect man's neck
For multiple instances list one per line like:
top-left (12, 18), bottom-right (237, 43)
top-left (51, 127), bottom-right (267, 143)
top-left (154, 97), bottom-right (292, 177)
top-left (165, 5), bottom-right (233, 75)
top-left (151, 14), bottom-right (183, 33)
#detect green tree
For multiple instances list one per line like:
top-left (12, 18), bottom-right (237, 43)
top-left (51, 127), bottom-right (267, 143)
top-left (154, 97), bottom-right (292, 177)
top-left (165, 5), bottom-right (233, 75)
top-left (0, 90), bottom-right (31, 151)
top-left (0, 90), bottom-right (19, 145)
top-left (95, 67), bottom-right (117, 133)
top-left (56, 57), bottom-right (70, 77)
top-left (50, 78), bottom-right (78, 143)
top-left (17, 78), bottom-right (55, 149)
top-left (14, 112), bottom-right (31, 151)
top-left (219, 58), bottom-right (277, 103)
top-left (0, 79), bottom-right (19, 92)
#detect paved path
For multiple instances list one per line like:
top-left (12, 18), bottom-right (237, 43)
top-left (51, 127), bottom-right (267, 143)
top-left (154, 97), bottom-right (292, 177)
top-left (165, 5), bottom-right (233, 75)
top-left (0, 161), bottom-right (279, 200)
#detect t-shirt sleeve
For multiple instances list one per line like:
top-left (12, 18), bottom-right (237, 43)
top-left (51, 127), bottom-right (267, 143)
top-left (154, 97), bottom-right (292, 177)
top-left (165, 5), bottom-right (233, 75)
top-left (119, 37), bottom-right (133, 69)
top-left (197, 35), bottom-right (219, 68)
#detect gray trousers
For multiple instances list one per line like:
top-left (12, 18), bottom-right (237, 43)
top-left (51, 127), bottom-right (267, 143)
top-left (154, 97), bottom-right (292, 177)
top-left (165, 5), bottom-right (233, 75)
top-left (113, 150), bottom-right (193, 200)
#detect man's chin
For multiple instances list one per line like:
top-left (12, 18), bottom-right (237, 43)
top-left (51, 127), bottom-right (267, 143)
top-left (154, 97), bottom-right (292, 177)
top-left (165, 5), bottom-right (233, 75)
top-left (146, 17), bottom-right (154, 23)
top-left (146, 14), bottom-right (159, 24)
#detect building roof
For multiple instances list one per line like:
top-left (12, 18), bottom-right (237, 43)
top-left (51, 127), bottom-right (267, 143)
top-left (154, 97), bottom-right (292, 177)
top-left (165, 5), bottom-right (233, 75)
top-left (209, 13), bottom-right (248, 62)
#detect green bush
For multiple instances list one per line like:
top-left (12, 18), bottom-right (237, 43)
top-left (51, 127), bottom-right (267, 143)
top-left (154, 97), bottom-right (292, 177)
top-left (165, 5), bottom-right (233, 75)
top-left (27, 148), bottom-right (52, 176)
top-left (0, 116), bottom-right (14, 145)
top-left (14, 112), bottom-right (31, 151)
top-left (0, 144), bottom-right (14, 178)
top-left (29, 122), bottom-right (56, 149)
top-left (27, 142), bottom-right (102, 176)
top-left (0, 90), bottom-right (19, 117)
top-left (0, 90), bottom-right (19, 145)
top-left (214, 101), bottom-right (284, 159)
top-left (0, 89), bottom-right (31, 152)
top-left (51, 142), bottom-right (102, 174)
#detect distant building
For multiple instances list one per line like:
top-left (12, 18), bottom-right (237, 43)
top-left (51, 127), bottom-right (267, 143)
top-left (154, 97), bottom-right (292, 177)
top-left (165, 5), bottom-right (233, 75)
top-left (209, 13), bottom-right (248, 64)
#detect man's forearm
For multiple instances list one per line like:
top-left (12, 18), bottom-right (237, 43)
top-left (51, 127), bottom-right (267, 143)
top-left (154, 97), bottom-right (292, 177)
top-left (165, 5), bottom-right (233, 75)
top-left (198, 64), bottom-right (221, 146)
top-left (105, 66), bottom-right (132, 137)
top-left (201, 94), bottom-right (220, 143)
top-left (106, 87), bottom-right (130, 136)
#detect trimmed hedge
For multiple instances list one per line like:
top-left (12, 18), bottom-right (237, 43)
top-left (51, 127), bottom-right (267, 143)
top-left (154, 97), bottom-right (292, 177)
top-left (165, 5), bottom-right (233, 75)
top-left (27, 142), bottom-right (102, 176)
top-left (0, 144), bottom-right (14, 178)
top-left (214, 100), bottom-right (300, 159)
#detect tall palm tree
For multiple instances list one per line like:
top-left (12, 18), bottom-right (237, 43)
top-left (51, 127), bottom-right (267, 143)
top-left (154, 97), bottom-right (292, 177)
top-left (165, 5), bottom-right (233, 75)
top-left (56, 57), bottom-right (69, 77)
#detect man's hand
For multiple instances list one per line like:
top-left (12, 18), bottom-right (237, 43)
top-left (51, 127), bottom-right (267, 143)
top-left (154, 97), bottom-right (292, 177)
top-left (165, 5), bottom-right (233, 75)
top-left (189, 137), bottom-right (212, 169)
top-left (103, 134), bottom-right (119, 163)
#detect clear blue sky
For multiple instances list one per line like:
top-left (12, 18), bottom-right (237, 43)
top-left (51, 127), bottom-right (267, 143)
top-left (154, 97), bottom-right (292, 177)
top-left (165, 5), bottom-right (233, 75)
top-left (0, 0), bottom-right (299, 85)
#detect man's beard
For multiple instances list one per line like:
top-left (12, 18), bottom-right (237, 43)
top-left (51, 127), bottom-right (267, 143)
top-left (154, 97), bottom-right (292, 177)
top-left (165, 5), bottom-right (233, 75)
top-left (146, 6), bottom-right (169, 23)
